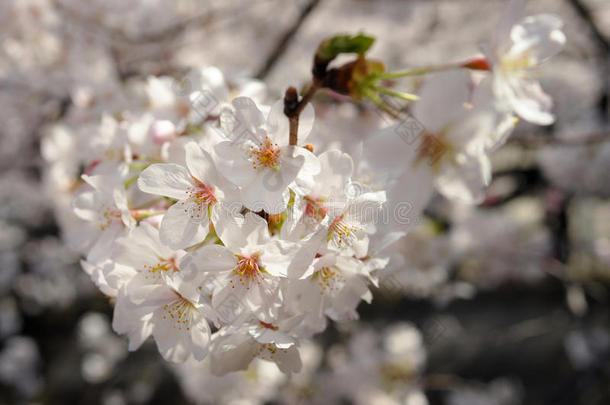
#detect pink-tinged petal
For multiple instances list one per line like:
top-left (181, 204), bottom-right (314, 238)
top-left (138, 163), bottom-right (193, 200)
top-left (185, 142), bottom-right (219, 185)
top-left (159, 202), bottom-right (209, 250)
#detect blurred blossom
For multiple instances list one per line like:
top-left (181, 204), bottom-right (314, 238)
top-left (173, 356), bottom-right (286, 405)
top-left (451, 198), bottom-right (551, 288)
top-left (317, 323), bottom-right (427, 405)
top-left (446, 378), bottom-right (523, 405)
top-left (564, 328), bottom-right (610, 370)
top-left (0, 296), bottom-right (22, 338)
top-left (378, 220), bottom-right (452, 299)
top-left (0, 0), bottom-right (607, 403)
top-left (77, 312), bottom-right (127, 383)
top-left (0, 221), bottom-right (25, 294)
top-left (538, 142), bottom-right (610, 197)
top-left (0, 336), bottom-right (41, 399)
top-left (0, 171), bottom-right (51, 228)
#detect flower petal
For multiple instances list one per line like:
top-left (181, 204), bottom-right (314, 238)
top-left (159, 201), bottom-right (209, 249)
top-left (138, 163), bottom-right (193, 200)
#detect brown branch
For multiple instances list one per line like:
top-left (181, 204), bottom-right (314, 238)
top-left (256, 0), bottom-right (321, 80)
top-left (284, 82), bottom-right (320, 145)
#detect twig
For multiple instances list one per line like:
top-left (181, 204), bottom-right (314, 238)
top-left (255, 0), bottom-right (320, 80)
top-left (284, 82), bottom-right (320, 145)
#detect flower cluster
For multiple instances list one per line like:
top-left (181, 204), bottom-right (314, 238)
top-left (44, 0), bottom-right (565, 374)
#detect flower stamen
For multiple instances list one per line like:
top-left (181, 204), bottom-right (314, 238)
top-left (249, 136), bottom-right (281, 170)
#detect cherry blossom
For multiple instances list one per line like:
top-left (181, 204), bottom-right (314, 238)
top-left (487, 0), bottom-right (566, 125)
top-left (138, 142), bottom-right (236, 249)
top-left (214, 97), bottom-right (320, 214)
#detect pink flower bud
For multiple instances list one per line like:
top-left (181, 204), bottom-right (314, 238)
top-left (150, 120), bottom-right (176, 145)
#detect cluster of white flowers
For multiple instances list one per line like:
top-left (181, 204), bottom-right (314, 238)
top-left (41, 0), bottom-right (565, 375)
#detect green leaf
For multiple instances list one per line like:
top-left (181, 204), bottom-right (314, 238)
top-left (317, 33), bottom-right (375, 61)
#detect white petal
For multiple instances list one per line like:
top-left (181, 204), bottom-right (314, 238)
top-left (241, 173), bottom-right (289, 215)
top-left (180, 244), bottom-right (236, 276)
top-left (495, 73), bottom-right (554, 125)
top-left (214, 142), bottom-right (257, 187)
top-left (510, 14), bottom-right (565, 63)
top-left (159, 201), bottom-right (209, 250)
top-left (260, 239), bottom-right (299, 277)
top-left (72, 191), bottom-right (100, 221)
top-left (435, 154), bottom-right (491, 204)
top-left (232, 96), bottom-right (265, 133)
top-left (138, 163), bottom-right (193, 200)
top-left (215, 212), bottom-right (270, 253)
top-left (185, 142), bottom-right (219, 185)
top-left (266, 100), bottom-right (290, 146)
top-left (413, 70), bottom-right (470, 133)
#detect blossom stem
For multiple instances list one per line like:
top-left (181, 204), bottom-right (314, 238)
top-left (376, 57), bottom-right (491, 80)
top-left (361, 87), bottom-right (402, 119)
top-left (284, 81), bottom-right (320, 146)
top-left (372, 86), bottom-right (419, 101)
top-left (130, 210), bottom-right (166, 221)
top-left (376, 64), bottom-right (458, 79)
top-left (123, 176), bottom-right (139, 189)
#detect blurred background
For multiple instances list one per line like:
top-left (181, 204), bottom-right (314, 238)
top-left (0, 0), bottom-right (609, 404)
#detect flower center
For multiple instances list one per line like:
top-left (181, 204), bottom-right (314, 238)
top-left (249, 136), bottom-right (280, 170)
top-left (329, 215), bottom-right (362, 248)
top-left (312, 266), bottom-right (346, 294)
top-left (500, 49), bottom-right (535, 72)
top-left (182, 178), bottom-right (216, 221)
top-left (162, 294), bottom-right (198, 331)
top-left (230, 254), bottom-right (265, 290)
top-left (414, 132), bottom-right (451, 168)
top-left (144, 257), bottom-right (179, 281)
top-left (100, 206), bottom-right (122, 230)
